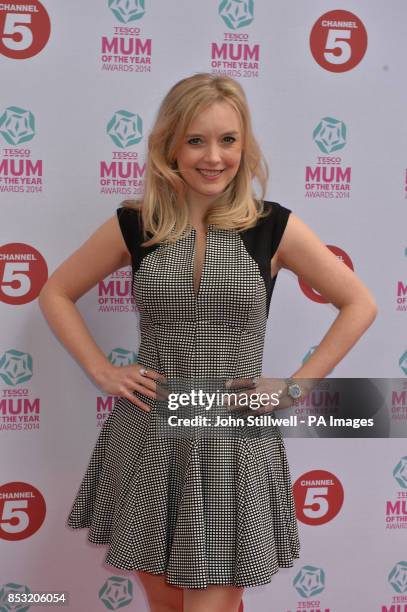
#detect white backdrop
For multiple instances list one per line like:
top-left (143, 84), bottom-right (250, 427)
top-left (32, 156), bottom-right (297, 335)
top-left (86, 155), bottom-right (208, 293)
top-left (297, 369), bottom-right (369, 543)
top-left (1, 1), bottom-right (406, 611)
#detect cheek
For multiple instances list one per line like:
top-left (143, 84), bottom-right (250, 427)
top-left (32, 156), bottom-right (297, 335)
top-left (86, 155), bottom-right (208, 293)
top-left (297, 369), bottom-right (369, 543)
top-left (178, 151), bottom-right (200, 169)
top-left (226, 151), bottom-right (242, 169)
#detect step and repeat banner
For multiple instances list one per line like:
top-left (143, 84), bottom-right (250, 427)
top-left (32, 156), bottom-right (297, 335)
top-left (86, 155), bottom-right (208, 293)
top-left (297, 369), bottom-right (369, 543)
top-left (1, 1), bottom-right (406, 611)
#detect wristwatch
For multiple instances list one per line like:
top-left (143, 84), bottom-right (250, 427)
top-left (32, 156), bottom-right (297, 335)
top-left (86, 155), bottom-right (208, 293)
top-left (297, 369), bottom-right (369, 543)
top-left (285, 379), bottom-right (303, 401)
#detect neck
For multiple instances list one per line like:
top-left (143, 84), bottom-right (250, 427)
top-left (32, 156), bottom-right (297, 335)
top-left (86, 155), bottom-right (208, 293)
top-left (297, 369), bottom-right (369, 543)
top-left (186, 193), bottom-right (218, 228)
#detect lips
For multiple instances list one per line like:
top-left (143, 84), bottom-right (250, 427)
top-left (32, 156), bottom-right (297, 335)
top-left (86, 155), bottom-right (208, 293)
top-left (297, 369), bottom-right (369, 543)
top-left (196, 169), bottom-right (225, 177)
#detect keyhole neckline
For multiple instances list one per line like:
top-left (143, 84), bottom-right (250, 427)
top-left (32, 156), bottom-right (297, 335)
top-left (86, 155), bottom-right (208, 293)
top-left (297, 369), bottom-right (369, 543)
top-left (190, 224), bottom-right (213, 299)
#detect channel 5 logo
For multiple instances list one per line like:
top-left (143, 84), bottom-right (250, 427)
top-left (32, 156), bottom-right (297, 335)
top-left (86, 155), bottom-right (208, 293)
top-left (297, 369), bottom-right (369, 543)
top-left (0, 0), bottom-right (51, 59)
top-left (293, 469), bottom-right (344, 525)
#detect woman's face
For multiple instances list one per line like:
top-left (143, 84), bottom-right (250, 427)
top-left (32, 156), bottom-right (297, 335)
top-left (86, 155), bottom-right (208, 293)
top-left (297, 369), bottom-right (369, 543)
top-left (175, 101), bottom-right (243, 207)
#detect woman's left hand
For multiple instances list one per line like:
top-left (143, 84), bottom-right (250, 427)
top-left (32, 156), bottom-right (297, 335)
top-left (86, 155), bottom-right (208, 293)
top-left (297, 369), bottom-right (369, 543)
top-left (223, 376), bottom-right (302, 414)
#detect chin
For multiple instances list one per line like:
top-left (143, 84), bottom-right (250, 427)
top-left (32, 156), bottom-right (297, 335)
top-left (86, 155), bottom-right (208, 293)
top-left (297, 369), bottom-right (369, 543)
top-left (195, 187), bottom-right (225, 198)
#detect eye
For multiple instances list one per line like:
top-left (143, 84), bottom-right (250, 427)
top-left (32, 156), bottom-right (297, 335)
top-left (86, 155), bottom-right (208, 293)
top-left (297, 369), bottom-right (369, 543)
top-left (187, 135), bottom-right (237, 146)
top-left (187, 137), bottom-right (202, 145)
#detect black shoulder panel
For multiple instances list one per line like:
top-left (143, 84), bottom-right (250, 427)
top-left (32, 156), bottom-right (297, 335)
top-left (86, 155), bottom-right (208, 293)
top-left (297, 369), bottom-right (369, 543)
top-left (239, 201), bottom-right (292, 316)
top-left (116, 206), bottom-right (160, 273)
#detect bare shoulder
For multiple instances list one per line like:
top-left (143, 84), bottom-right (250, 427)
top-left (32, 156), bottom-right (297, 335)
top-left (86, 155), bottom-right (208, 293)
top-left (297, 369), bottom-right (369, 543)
top-left (39, 212), bottom-right (132, 303)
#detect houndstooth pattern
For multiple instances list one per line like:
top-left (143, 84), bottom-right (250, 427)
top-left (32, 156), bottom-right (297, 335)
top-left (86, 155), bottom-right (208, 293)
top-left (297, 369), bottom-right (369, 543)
top-left (67, 201), bottom-right (301, 588)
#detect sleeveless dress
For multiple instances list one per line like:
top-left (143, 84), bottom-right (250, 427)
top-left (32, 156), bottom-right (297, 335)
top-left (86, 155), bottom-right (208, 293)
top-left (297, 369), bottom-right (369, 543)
top-left (67, 200), bottom-right (301, 589)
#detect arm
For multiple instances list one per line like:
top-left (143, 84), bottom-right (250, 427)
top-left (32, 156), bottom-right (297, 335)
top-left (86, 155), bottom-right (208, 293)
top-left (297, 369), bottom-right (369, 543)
top-left (275, 213), bottom-right (378, 380)
top-left (38, 213), bottom-right (163, 410)
top-left (38, 213), bottom-right (130, 382)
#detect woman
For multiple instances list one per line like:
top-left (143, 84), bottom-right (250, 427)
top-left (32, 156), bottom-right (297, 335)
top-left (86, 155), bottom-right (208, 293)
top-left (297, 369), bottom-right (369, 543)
top-left (39, 73), bottom-right (377, 612)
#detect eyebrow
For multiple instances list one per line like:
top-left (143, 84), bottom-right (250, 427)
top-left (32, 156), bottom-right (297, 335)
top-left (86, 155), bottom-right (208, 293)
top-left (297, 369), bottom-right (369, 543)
top-left (185, 130), bottom-right (240, 137)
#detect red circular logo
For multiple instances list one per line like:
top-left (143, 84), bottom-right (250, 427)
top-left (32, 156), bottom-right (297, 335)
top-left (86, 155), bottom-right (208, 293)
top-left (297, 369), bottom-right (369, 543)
top-left (310, 10), bottom-right (368, 72)
top-left (0, 243), bottom-right (48, 305)
top-left (0, 482), bottom-right (46, 540)
top-left (299, 245), bottom-right (354, 303)
top-left (0, 0), bottom-right (51, 59)
top-left (293, 469), bottom-right (344, 525)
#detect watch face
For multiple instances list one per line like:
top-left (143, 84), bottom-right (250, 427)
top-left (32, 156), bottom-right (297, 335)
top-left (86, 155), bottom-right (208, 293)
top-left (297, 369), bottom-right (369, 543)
top-left (288, 383), bottom-right (302, 399)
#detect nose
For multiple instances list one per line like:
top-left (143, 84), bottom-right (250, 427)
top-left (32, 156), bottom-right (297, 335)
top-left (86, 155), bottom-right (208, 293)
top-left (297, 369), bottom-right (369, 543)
top-left (202, 142), bottom-right (222, 165)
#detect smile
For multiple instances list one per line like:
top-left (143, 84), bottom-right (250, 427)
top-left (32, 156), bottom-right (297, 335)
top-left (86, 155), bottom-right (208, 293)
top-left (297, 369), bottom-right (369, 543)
top-left (196, 169), bottom-right (225, 179)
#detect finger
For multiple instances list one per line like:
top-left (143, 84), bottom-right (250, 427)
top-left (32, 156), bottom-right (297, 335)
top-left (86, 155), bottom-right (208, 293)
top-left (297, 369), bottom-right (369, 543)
top-left (136, 370), bottom-right (169, 398)
top-left (224, 397), bottom-right (250, 412)
top-left (133, 373), bottom-right (162, 396)
top-left (130, 377), bottom-right (168, 402)
top-left (255, 406), bottom-right (270, 415)
top-left (122, 391), bottom-right (151, 412)
top-left (137, 366), bottom-right (167, 384)
top-left (226, 377), bottom-right (256, 390)
top-left (227, 405), bottom-right (247, 414)
top-left (222, 394), bottom-right (239, 409)
top-left (226, 390), bottom-right (268, 412)
top-left (223, 390), bottom-right (246, 409)
top-left (131, 381), bottom-right (159, 400)
top-left (155, 383), bottom-right (170, 402)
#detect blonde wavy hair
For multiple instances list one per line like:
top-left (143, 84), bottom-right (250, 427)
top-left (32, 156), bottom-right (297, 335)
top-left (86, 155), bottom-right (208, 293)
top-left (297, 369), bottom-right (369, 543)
top-left (120, 72), bottom-right (270, 246)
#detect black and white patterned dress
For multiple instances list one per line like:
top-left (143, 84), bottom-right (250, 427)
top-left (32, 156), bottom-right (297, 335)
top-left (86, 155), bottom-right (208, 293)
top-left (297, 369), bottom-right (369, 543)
top-left (67, 200), bottom-right (301, 589)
